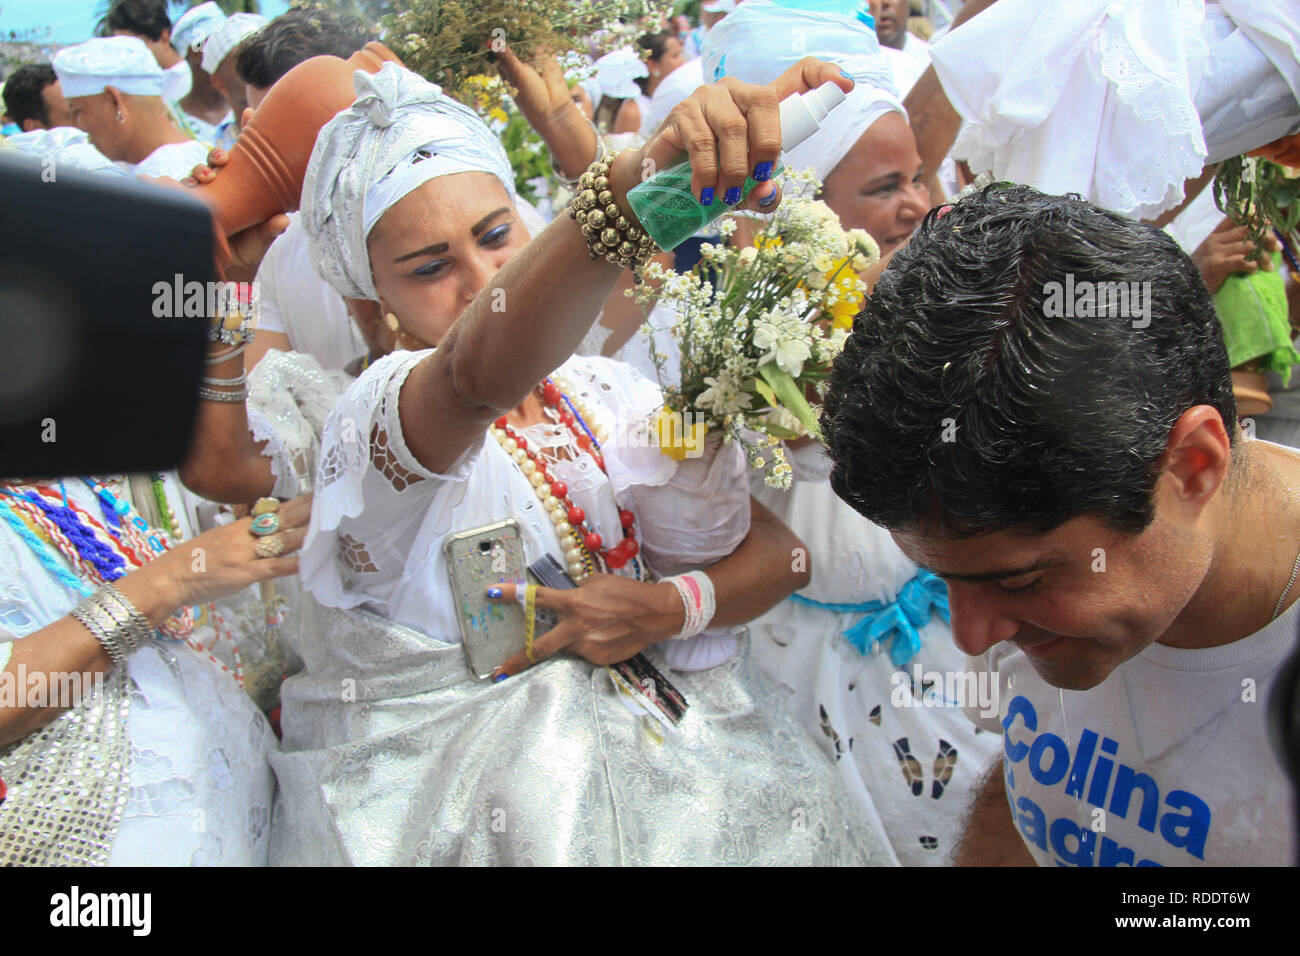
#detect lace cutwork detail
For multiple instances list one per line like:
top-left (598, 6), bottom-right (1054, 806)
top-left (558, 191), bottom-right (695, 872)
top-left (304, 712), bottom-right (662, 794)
top-left (339, 534), bottom-right (379, 574)
top-left (247, 349), bottom-right (353, 499)
top-left (370, 423), bottom-right (425, 491)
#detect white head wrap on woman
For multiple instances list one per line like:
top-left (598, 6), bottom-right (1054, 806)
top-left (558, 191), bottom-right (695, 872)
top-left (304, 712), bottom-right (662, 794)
top-left (700, 0), bottom-right (905, 181)
top-left (589, 47), bottom-right (649, 101)
top-left (302, 63), bottom-right (517, 301)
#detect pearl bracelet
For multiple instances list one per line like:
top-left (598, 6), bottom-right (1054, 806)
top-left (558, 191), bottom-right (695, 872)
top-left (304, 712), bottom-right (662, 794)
top-left (665, 571), bottom-right (716, 640)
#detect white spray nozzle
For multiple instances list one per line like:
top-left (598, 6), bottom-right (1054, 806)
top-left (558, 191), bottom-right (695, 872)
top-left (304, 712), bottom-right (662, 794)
top-left (778, 80), bottom-right (848, 153)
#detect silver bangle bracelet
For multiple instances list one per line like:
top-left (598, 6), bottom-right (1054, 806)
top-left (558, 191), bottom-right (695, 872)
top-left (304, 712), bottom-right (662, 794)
top-left (205, 344), bottom-right (246, 364)
top-left (96, 583), bottom-right (155, 652)
top-left (201, 372), bottom-right (248, 387)
top-left (552, 114), bottom-right (605, 187)
top-left (70, 598), bottom-right (130, 668)
top-left (197, 384), bottom-right (250, 403)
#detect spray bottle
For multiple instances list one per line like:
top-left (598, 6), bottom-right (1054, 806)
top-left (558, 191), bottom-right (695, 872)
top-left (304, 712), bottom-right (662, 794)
top-left (625, 80), bottom-right (848, 252)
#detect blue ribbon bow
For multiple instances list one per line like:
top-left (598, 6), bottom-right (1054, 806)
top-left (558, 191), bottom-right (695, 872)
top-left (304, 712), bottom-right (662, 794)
top-left (788, 569), bottom-right (949, 667)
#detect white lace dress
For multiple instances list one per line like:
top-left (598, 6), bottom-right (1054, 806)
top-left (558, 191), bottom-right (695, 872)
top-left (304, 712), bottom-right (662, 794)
top-left (749, 443), bottom-right (1003, 866)
top-left (271, 349), bottom-right (891, 865)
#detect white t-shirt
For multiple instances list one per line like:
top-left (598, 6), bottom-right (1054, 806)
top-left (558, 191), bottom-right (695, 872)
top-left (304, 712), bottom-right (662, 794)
top-left (901, 32), bottom-right (931, 69)
top-left (130, 139), bottom-right (212, 180)
top-left (254, 214), bottom-right (365, 372)
top-left (881, 46), bottom-right (925, 97)
top-left (967, 599), bottom-right (1299, 866)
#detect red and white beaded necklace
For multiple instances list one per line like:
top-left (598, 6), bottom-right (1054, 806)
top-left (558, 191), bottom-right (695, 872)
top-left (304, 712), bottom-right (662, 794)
top-left (489, 375), bottom-right (642, 581)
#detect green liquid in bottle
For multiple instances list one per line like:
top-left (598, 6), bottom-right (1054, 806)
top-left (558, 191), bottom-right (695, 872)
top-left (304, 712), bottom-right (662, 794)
top-left (626, 159), bottom-right (778, 252)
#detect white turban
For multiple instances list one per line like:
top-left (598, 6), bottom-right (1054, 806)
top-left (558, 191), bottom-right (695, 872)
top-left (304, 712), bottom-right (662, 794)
top-left (172, 1), bottom-right (225, 54)
top-left (53, 36), bottom-right (165, 99)
top-left (201, 12), bottom-right (267, 74)
top-left (701, 0), bottom-right (905, 181)
top-left (302, 63), bottom-right (517, 301)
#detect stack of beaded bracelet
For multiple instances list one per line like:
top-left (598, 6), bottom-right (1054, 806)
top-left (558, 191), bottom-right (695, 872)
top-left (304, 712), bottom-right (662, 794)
top-left (69, 583), bottom-right (154, 668)
top-left (664, 571), bottom-right (716, 640)
top-left (201, 310), bottom-right (251, 402)
top-left (567, 155), bottom-right (659, 271)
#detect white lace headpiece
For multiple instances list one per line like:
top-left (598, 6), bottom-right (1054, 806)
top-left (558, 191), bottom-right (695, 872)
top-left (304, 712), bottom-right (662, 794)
top-left (302, 63), bottom-right (516, 301)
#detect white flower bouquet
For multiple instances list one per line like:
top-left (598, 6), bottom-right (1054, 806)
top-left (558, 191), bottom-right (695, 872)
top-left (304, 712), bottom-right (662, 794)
top-left (633, 171), bottom-right (879, 488)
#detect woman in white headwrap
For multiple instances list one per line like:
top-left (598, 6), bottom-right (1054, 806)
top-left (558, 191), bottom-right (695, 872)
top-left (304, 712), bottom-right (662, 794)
top-left (671, 0), bottom-right (999, 867)
top-left (268, 61), bottom-right (891, 865)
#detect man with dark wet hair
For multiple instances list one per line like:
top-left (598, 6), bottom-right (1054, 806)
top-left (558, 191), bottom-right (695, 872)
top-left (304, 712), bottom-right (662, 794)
top-left (822, 184), bottom-right (1300, 866)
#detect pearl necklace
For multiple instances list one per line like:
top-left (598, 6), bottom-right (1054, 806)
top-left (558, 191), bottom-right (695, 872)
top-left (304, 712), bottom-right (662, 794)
top-left (490, 377), bottom-right (641, 581)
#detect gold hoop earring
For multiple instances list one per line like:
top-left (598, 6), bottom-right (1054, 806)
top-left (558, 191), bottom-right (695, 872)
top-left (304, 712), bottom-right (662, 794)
top-left (384, 312), bottom-right (400, 332)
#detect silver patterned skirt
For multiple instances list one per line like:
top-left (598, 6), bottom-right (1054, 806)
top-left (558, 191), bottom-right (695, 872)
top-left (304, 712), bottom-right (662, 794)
top-left (269, 600), bottom-right (893, 865)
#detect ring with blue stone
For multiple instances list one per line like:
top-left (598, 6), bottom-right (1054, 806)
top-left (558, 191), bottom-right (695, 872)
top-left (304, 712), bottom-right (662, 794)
top-left (251, 513), bottom-right (281, 537)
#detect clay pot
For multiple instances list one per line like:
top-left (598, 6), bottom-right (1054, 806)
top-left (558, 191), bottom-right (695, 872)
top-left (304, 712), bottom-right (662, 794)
top-left (191, 41), bottom-right (402, 267)
top-left (1232, 369), bottom-right (1273, 418)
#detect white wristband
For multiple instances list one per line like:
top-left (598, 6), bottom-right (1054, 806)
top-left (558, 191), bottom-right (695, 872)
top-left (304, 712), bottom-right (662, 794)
top-left (666, 571), bottom-right (716, 640)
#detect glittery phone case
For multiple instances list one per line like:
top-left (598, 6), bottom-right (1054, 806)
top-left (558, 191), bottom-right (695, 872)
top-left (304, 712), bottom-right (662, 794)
top-left (444, 519), bottom-right (530, 679)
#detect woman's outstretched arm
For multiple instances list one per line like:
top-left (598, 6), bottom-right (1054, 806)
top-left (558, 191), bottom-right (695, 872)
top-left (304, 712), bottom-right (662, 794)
top-left (400, 59), bottom-right (856, 475)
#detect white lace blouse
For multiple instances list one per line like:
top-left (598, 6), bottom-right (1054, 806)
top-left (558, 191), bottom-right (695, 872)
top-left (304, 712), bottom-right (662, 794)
top-left (299, 350), bottom-right (753, 671)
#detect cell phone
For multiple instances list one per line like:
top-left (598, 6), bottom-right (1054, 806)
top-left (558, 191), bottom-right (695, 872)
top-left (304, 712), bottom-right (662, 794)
top-left (444, 519), bottom-right (530, 679)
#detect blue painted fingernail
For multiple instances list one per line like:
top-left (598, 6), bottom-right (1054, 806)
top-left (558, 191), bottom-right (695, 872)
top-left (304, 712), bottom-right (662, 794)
top-left (700, 187), bottom-right (715, 206)
top-left (757, 188), bottom-right (778, 207)
top-left (840, 68), bottom-right (853, 80)
top-left (753, 161), bottom-right (774, 182)
top-left (723, 186), bottom-right (742, 206)
top-left (486, 586), bottom-right (502, 599)
top-left (493, 673), bottom-right (508, 683)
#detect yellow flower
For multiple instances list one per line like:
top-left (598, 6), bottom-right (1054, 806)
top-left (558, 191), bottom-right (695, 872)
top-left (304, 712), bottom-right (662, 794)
top-left (488, 107), bottom-right (509, 125)
top-left (655, 408), bottom-right (709, 461)
top-left (826, 256), bottom-right (864, 329)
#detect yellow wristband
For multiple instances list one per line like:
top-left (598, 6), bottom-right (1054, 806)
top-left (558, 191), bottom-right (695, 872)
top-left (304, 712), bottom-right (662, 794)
top-left (524, 583), bottom-right (537, 664)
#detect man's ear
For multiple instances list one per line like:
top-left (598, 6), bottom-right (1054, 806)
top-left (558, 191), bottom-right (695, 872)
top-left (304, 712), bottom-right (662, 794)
top-left (21, 117), bottom-right (43, 132)
top-left (1159, 404), bottom-right (1233, 513)
top-left (104, 86), bottom-right (126, 118)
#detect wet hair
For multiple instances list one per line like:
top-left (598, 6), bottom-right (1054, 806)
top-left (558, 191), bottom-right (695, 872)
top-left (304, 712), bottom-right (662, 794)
top-left (3, 63), bottom-right (57, 128)
top-left (633, 30), bottom-right (675, 94)
top-left (235, 6), bottom-right (372, 90)
top-left (821, 183), bottom-right (1236, 540)
top-left (97, 0), bottom-right (171, 41)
